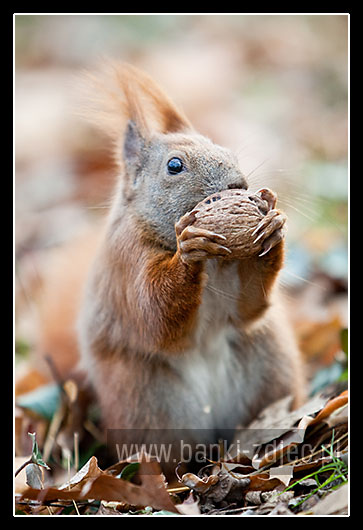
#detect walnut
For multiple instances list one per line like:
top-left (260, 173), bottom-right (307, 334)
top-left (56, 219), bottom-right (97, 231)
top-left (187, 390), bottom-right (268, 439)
top-left (192, 188), bottom-right (277, 259)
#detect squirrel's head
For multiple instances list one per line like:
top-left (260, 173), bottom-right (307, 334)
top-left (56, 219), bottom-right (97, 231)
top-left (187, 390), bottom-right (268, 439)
top-left (82, 62), bottom-right (248, 250)
top-left (121, 122), bottom-right (248, 249)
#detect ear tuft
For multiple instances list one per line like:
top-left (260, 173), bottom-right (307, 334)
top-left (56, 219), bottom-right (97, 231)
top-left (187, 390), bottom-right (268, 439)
top-left (77, 60), bottom-right (193, 143)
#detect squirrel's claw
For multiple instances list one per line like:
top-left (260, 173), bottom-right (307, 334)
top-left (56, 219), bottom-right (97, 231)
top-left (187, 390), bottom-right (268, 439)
top-left (175, 210), bottom-right (199, 237)
top-left (176, 220), bottom-right (231, 264)
top-left (249, 209), bottom-right (287, 257)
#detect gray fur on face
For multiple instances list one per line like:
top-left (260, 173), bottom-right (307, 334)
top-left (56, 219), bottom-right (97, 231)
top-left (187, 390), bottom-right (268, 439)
top-left (120, 129), bottom-right (248, 249)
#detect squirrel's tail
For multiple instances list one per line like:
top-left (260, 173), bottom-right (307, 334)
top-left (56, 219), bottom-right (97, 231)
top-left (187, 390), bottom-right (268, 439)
top-left (77, 60), bottom-right (192, 140)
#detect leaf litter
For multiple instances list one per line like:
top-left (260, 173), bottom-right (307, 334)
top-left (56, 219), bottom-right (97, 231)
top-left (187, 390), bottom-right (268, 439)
top-left (16, 386), bottom-right (348, 516)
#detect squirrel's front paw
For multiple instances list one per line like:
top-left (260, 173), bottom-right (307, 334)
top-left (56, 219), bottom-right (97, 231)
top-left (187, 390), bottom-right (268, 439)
top-left (175, 210), bottom-right (231, 264)
top-left (251, 209), bottom-right (287, 257)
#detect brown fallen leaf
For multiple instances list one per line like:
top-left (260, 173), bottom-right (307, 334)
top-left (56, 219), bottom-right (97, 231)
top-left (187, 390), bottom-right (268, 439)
top-left (206, 470), bottom-right (250, 503)
top-left (247, 473), bottom-right (283, 492)
top-left (325, 404), bottom-right (348, 429)
top-left (179, 465), bottom-right (251, 504)
top-left (58, 455), bottom-right (102, 490)
top-left (290, 456), bottom-right (332, 475)
top-left (180, 472), bottom-right (219, 494)
top-left (20, 456), bottom-right (178, 513)
top-left (296, 314), bottom-right (342, 364)
top-left (15, 368), bottom-right (50, 397)
top-left (308, 390), bottom-right (348, 426)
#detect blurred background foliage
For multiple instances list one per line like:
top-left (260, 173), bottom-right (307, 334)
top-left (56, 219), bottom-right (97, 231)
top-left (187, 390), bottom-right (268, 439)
top-left (15, 14), bottom-right (348, 388)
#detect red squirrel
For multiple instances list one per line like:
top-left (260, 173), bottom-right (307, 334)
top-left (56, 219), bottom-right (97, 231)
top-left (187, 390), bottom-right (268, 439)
top-left (40, 63), bottom-right (305, 475)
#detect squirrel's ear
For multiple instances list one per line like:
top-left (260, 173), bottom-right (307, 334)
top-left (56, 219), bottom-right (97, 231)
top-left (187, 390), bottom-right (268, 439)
top-left (123, 120), bottom-right (145, 164)
top-left (123, 120), bottom-right (145, 176)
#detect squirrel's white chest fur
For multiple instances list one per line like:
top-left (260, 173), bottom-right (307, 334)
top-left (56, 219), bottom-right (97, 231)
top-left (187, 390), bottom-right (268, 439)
top-left (163, 261), bottom-right (259, 431)
top-left (167, 326), bottom-right (249, 431)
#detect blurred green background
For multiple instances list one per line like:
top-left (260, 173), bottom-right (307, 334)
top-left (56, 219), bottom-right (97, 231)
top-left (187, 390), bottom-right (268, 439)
top-left (15, 14), bottom-right (348, 380)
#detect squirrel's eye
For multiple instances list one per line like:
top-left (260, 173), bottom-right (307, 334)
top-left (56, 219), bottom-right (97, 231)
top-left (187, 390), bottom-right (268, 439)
top-left (167, 157), bottom-right (184, 175)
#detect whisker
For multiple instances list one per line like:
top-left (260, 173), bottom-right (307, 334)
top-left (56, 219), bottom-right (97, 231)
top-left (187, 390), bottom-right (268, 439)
top-left (277, 194), bottom-right (320, 218)
top-left (277, 198), bottom-right (319, 223)
top-left (205, 283), bottom-right (240, 302)
top-left (282, 269), bottom-right (328, 290)
top-left (245, 158), bottom-right (271, 180)
top-left (246, 169), bottom-right (310, 191)
top-left (86, 199), bottom-right (113, 211)
top-left (247, 172), bottom-right (284, 190)
top-left (278, 190), bottom-right (326, 206)
top-left (235, 132), bottom-right (263, 159)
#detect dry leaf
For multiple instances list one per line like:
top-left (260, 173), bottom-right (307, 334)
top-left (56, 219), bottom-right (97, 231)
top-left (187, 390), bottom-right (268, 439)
top-left (296, 314), bottom-right (342, 363)
top-left (20, 456), bottom-right (178, 513)
top-left (25, 463), bottom-right (44, 489)
top-left (308, 390), bottom-right (348, 426)
top-left (268, 465), bottom-right (294, 487)
top-left (289, 456), bottom-right (332, 475)
top-left (306, 483), bottom-right (348, 515)
top-left (325, 404), bottom-right (348, 428)
top-left (180, 472), bottom-right (219, 494)
top-left (58, 455), bottom-right (102, 490)
top-left (247, 473), bottom-right (284, 492)
top-left (15, 368), bottom-right (50, 397)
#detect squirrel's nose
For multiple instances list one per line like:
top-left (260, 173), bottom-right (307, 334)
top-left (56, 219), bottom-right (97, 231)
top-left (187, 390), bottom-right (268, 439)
top-left (227, 173), bottom-right (248, 190)
top-left (227, 181), bottom-right (248, 190)
top-left (225, 169), bottom-right (248, 191)
top-left (208, 171), bottom-right (248, 195)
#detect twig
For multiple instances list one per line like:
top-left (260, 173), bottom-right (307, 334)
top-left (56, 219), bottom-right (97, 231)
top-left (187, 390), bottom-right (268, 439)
top-left (66, 450), bottom-right (81, 516)
top-left (42, 400), bottom-right (67, 462)
top-left (167, 486), bottom-right (190, 494)
top-left (208, 505), bottom-right (259, 515)
top-left (83, 418), bottom-right (105, 443)
top-left (74, 432), bottom-right (79, 472)
top-left (44, 354), bottom-right (64, 388)
top-left (16, 500), bottom-right (99, 508)
top-left (14, 458), bottom-right (33, 477)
